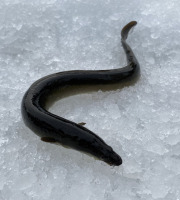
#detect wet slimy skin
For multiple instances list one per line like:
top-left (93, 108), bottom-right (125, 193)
top-left (21, 21), bottom-right (140, 166)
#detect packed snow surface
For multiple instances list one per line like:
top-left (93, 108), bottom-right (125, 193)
top-left (0, 0), bottom-right (180, 199)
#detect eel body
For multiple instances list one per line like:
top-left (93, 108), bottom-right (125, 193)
top-left (21, 21), bottom-right (140, 166)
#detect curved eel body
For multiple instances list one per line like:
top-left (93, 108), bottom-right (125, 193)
top-left (21, 21), bottom-right (140, 166)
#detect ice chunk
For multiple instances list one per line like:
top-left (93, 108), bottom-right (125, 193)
top-left (12, 171), bottom-right (37, 191)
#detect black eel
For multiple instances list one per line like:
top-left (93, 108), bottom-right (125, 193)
top-left (21, 21), bottom-right (140, 166)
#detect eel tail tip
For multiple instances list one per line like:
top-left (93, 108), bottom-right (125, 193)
top-left (121, 21), bottom-right (137, 41)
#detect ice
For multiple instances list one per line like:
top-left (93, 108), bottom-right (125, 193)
top-left (12, 170), bottom-right (37, 190)
top-left (1, 0), bottom-right (180, 199)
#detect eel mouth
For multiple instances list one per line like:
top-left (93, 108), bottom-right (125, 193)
top-left (109, 153), bottom-right (122, 166)
top-left (103, 150), bottom-right (123, 166)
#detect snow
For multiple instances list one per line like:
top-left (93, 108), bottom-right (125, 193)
top-left (0, 0), bottom-right (180, 199)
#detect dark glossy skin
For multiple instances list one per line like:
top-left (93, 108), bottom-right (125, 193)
top-left (21, 21), bottom-right (140, 166)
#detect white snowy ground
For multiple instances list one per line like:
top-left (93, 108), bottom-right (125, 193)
top-left (0, 0), bottom-right (180, 199)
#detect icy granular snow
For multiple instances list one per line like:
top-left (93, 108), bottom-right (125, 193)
top-left (0, 0), bottom-right (180, 199)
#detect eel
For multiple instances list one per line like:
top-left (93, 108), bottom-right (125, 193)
top-left (21, 21), bottom-right (140, 166)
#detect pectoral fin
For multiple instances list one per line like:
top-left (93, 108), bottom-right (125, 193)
top-left (41, 137), bottom-right (57, 143)
top-left (78, 122), bottom-right (86, 126)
